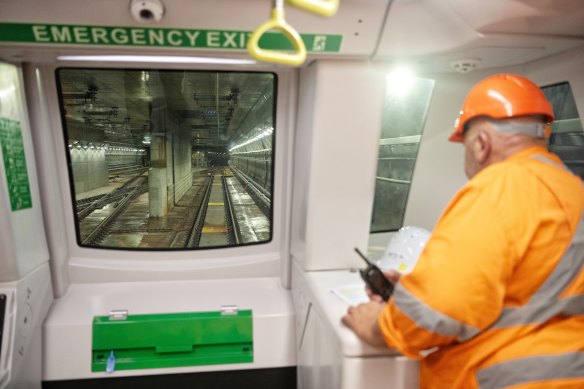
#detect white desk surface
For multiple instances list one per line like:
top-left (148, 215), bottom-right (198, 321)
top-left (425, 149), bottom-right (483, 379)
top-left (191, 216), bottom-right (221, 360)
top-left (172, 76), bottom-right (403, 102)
top-left (302, 269), bottom-right (401, 358)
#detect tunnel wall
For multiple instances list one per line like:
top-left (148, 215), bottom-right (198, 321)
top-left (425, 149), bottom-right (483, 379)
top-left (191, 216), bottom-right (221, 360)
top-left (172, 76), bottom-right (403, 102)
top-left (105, 151), bottom-right (142, 169)
top-left (229, 90), bottom-right (273, 194)
top-left (67, 121), bottom-right (108, 194)
top-left (70, 148), bottom-right (108, 194)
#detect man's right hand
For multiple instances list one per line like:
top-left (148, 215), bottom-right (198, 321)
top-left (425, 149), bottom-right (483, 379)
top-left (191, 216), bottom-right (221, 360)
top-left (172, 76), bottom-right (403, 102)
top-left (366, 269), bottom-right (401, 301)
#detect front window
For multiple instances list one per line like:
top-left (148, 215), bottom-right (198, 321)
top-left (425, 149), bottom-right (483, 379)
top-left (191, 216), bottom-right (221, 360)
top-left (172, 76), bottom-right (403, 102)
top-left (57, 69), bottom-right (276, 249)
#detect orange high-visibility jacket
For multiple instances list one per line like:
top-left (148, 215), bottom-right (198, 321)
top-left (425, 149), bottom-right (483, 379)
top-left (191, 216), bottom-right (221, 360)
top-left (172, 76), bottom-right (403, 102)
top-left (379, 146), bottom-right (584, 388)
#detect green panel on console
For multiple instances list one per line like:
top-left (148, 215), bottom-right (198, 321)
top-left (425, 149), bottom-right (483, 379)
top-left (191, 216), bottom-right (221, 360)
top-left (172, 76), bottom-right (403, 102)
top-left (92, 310), bottom-right (253, 372)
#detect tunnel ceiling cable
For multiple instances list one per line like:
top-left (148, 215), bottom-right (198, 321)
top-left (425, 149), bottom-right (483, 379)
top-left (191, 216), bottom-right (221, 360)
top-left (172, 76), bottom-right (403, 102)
top-left (247, 0), bottom-right (307, 66)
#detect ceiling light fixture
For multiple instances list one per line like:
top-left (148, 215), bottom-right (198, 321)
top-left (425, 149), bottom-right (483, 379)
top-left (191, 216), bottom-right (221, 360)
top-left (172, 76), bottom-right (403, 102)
top-left (57, 55), bottom-right (257, 65)
top-left (450, 59), bottom-right (480, 74)
top-left (386, 67), bottom-right (416, 97)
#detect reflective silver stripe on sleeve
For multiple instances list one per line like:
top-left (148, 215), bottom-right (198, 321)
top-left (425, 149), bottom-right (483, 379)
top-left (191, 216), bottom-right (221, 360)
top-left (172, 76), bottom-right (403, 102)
top-left (476, 352), bottom-right (584, 389)
top-left (393, 283), bottom-right (481, 341)
top-left (494, 294), bottom-right (584, 328)
top-left (492, 212), bottom-right (584, 329)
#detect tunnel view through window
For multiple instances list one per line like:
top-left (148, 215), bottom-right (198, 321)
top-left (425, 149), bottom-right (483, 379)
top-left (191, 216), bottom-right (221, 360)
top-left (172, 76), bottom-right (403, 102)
top-left (541, 82), bottom-right (584, 180)
top-left (370, 72), bottom-right (434, 232)
top-left (57, 68), bottom-right (275, 249)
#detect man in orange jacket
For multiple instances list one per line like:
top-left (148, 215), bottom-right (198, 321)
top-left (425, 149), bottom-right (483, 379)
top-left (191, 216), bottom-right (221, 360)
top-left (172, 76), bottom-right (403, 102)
top-left (342, 74), bottom-right (584, 388)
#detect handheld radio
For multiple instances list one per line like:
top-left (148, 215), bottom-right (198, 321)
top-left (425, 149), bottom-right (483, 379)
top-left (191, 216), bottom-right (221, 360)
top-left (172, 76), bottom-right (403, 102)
top-left (354, 247), bottom-right (394, 301)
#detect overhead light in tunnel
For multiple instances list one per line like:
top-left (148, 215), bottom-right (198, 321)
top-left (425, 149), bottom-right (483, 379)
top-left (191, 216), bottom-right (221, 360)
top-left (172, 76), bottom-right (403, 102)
top-left (229, 127), bottom-right (273, 152)
top-left (57, 55), bottom-right (257, 65)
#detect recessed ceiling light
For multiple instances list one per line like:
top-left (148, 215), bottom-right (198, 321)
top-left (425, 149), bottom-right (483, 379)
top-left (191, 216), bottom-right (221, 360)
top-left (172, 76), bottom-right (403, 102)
top-left (57, 55), bottom-right (257, 65)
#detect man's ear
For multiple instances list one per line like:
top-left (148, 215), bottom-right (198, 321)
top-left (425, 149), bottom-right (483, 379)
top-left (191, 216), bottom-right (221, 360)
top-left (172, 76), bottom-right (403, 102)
top-left (475, 130), bottom-right (491, 164)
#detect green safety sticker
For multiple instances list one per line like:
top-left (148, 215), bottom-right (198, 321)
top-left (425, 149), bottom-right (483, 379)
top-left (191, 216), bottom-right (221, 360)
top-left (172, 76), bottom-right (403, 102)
top-left (0, 118), bottom-right (32, 211)
top-left (0, 22), bottom-right (342, 53)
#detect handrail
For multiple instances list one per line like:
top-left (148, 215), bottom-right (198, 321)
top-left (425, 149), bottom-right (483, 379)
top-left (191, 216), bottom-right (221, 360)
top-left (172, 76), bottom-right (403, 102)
top-left (247, 0), bottom-right (307, 66)
top-left (286, 0), bottom-right (339, 17)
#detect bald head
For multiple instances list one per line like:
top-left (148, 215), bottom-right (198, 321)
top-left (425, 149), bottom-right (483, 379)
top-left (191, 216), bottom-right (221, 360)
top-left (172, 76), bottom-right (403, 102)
top-left (462, 116), bottom-right (548, 179)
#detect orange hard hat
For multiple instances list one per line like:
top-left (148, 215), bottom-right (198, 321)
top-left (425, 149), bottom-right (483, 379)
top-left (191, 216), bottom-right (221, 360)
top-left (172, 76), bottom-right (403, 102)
top-left (449, 74), bottom-right (554, 142)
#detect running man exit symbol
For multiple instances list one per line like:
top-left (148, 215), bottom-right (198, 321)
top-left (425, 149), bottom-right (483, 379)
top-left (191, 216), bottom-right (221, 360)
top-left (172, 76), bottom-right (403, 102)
top-left (313, 35), bottom-right (327, 51)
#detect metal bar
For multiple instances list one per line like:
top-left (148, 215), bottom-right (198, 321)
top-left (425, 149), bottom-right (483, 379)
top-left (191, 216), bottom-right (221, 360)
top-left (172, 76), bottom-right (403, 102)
top-left (375, 176), bottom-right (411, 185)
top-left (552, 118), bottom-right (583, 134)
top-left (377, 157), bottom-right (416, 161)
top-left (379, 135), bottom-right (421, 146)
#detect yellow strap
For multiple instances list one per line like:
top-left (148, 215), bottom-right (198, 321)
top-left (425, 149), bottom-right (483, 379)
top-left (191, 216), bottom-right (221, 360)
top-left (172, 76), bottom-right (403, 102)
top-left (247, 8), bottom-right (307, 66)
top-left (287, 0), bottom-right (339, 17)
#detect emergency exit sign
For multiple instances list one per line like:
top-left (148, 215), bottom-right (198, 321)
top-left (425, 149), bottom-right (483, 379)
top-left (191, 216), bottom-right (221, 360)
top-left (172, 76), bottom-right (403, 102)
top-left (0, 23), bottom-right (342, 52)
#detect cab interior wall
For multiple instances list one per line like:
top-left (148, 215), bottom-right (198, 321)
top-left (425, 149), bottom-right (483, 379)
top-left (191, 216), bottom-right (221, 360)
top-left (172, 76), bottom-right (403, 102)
top-left (22, 63), bottom-right (72, 297)
top-left (23, 62), bottom-right (297, 292)
top-left (291, 60), bottom-right (385, 271)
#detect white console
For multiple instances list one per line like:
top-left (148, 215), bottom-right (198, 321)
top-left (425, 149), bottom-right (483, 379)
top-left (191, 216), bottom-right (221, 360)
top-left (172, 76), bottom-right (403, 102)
top-left (292, 263), bottom-right (419, 389)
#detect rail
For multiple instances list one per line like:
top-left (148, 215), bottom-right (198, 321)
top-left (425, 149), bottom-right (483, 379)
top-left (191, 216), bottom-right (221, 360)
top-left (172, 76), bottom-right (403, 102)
top-left (222, 174), bottom-right (243, 245)
top-left (78, 167), bottom-right (265, 248)
top-left (185, 169), bottom-right (242, 247)
top-left (229, 165), bottom-right (271, 218)
top-left (247, 0), bottom-right (339, 65)
top-left (186, 174), bottom-right (214, 248)
top-left (76, 173), bottom-right (147, 220)
top-left (247, 0), bottom-right (306, 66)
top-left (287, 0), bottom-right (339, 17)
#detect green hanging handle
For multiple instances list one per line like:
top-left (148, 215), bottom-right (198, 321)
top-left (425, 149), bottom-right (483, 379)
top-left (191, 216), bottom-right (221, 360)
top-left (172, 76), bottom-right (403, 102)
top-left (287, 0), bottom-right (339, 17)
top-left (247, 0), bottom-right (307, 66)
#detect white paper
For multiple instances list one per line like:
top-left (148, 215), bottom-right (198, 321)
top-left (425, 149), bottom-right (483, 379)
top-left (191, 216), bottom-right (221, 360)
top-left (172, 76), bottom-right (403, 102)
top-left (330, 283), bottom-right (369, 305)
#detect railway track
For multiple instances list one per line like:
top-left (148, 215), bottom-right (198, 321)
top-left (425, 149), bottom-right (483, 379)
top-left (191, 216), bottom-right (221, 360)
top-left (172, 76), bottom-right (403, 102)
top-left (77, 171), bottom-right (148, 245)
top-left (80, 184), bottom-right (148, 245)
top-left (228, 165), bottom-right (271, 218)
top-left (78, 166), bottom-right (270, 248)
top-left (185, 168), bottom-right (240, 248)
top-left (76, 171), bottom-right (148, 220)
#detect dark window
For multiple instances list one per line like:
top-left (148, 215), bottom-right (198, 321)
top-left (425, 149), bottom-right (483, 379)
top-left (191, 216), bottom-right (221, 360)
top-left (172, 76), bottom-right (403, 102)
top-left (541, 82), bottom-right (584, 179)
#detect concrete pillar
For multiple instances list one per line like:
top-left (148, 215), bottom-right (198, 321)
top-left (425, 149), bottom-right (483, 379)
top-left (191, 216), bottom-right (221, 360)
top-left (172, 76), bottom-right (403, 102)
top-left (148, 72), bottom-right (171, 218)
top-left (172, 122), bottom-right (192, 202)
top-left (149, 134), bottom-right (167, 217)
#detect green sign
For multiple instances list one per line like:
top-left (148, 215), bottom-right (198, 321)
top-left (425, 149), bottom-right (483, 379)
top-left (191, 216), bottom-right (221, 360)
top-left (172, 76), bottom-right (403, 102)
top-left (0, 22), bottom-right (342, 53)
top-left (92, 310), bottom-right (253, 372)
top-left (0, 118), bottom-right (32, 211)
